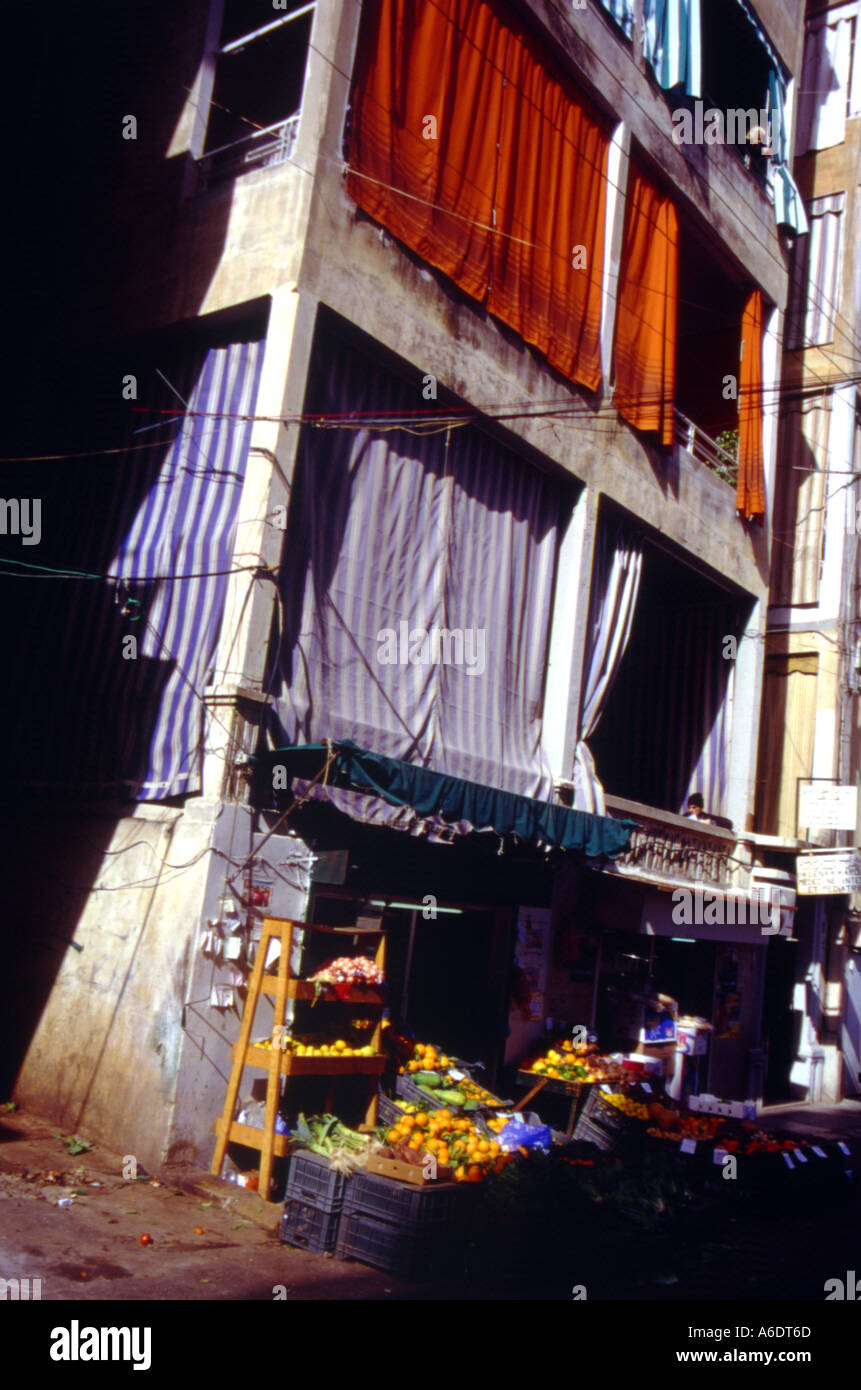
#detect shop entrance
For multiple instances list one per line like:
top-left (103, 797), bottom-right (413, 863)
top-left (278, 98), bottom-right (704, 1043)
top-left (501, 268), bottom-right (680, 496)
top-left (310, 890), bottom-right (510, 1082)
top-left (762, 933), bottom-right (801, 1101)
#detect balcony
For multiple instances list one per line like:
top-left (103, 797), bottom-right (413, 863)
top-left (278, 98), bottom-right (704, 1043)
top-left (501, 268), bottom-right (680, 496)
top-left (674, 410), bottom-right (738, 487)
top-left (196, 116), bottom-right (300, 193)
top-left (602, 793), bottom-right (749, 891)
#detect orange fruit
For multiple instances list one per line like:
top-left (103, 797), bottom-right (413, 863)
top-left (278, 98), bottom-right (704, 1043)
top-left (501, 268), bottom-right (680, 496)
top-left (414, 1112), bottom-right (428, 1127)
top-left (401, 1115), bottom-right (416, 1130)
top-left (438, 1147), bottom-right (450, 1165)
top-left (467, 1165), bottom-right (483, 1182)
top-left (385, 1129), bottom-right (400, 1144)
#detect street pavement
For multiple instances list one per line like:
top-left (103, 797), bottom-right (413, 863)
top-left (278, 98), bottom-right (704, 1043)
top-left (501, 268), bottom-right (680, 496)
top-left (2, 1101), bottom-right (861, 1302)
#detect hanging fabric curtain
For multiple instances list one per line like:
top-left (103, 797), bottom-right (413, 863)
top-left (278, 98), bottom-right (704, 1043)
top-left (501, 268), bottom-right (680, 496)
top-left (613, 160), bottom-right (678, 446)
top-left (268, 332), bottom-right (562, 806)
top-left (572, 519), bottom-right (643, 814)
top-left (346, 0), bottom-right (610, 394)
top-left (597, 0), bottom-right (634, 38)
top-left (737, 288), bottom-right (766, 521)
top-left (345, 0), bottom-right (500, 303)
top-left (795, 8), bottom-right (855, 154)
top-left (488, 14), bottom-right (609, 392)
top-left (25, 339), bottom-right (265, 799)
top-left (677, 603), bottom-right (737, 819)
top-left (642, 0), bottom-right (702, 96)
top-left (766, 70), bottom-right (809, 237)
top-left (770, 401), bottom-right (831, 606)
top-left (105, 342), bottom-right (264, 798)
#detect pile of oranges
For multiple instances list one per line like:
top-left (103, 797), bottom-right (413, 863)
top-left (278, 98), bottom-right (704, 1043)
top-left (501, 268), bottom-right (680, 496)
top-left (401, 1041), bottom-right (453, 1074)
top-left (383, 1108), bottom-right (516, 1182)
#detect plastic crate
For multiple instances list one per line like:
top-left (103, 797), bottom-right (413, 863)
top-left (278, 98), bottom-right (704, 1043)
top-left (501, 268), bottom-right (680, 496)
top-left (395, 1074), bottom-right (453, 1111)
top-left (285, 1150), bottom-right (348, 1212)
top-left (279, 1198), bottom-right (341, 1254)
top-left (336, 1209), bottom-right (466, 1281)
top-left (377, 1094), bottom-right (408, 1128)
top-left (572, 1116), bottom-right (618, 1151)
top-left (395, 1073), bottom-right (508, 1115)
top-left (342, 1168), bottom-right (474, 1231)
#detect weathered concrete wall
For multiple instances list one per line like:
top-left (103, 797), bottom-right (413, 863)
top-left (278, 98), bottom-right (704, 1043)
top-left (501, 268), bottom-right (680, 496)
top-left (11, 804), bottom-right (213, 1175)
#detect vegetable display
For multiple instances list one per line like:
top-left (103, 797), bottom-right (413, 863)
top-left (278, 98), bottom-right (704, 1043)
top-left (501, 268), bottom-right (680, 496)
top-left (380, 1108), bottom-right (517, 1182)
top-left (522, 1039), bottom-right (627, 1085)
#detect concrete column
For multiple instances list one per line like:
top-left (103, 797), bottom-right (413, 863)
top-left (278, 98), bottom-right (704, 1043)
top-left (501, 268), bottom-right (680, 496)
top-left (202, 283), bottom-right (318, 801)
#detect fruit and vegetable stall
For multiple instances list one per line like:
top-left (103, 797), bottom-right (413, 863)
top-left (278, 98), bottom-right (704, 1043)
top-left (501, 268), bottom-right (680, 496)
top-left (214, 929), bottom-right (854, 1283)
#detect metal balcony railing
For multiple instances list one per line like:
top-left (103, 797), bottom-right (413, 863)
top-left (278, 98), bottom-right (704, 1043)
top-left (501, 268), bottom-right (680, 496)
top-left (603, 793), bottom-right (750, 891)
top-left (674, 410), bottom-right (739, 486)
top-left (196, 115), bottom-right (300, 192)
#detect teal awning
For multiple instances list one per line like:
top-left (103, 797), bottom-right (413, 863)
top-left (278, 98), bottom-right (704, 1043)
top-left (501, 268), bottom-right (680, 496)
top-left (767, 70), bottom-right (809, 237)
top-left (258, 740), bottom-right (638, 860)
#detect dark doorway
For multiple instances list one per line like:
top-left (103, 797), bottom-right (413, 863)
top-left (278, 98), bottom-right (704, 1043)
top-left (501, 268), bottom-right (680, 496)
top-left (762, 936), bottom-right (800, 1101)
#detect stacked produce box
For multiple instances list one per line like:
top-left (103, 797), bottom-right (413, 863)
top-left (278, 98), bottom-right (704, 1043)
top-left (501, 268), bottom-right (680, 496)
top-left (279, 1149), bottom-right (350, 1255)
top-left (336, 1168), bottom-right (475, 1280)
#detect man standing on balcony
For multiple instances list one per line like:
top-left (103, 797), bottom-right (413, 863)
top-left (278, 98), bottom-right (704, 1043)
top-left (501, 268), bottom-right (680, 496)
top-left (683, 792), bottom-right (712, 822)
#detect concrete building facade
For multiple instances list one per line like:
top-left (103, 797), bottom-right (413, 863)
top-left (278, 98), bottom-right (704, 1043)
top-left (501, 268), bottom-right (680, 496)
top-left (3, 0), bottom-right (813, 1175)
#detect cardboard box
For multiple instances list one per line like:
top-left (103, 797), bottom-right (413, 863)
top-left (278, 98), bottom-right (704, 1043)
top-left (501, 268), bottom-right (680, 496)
top-left (365, 1155), bottom-right (454, 1187)
top-left (688, 1094), bottom-right (756, 1119)
top-left (632, 1040), bottom-right (676, 1076)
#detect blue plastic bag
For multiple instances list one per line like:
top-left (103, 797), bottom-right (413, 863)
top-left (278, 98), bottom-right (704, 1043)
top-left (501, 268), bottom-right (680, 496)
top-left (497, 1117), bottom-right (553, 1151)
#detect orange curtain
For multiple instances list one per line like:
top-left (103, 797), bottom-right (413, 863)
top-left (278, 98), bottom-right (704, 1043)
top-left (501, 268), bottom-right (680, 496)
top-left (737, 288), bottom-right (765, 521)
top-left (613, 162), bottom-right (678, 446)
top-left (489, 17), bottom-right (608, 392)
top-left (347, 0), bottom-right (609, 393)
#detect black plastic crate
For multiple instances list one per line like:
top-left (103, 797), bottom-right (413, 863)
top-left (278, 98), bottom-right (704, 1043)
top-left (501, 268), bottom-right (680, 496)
top-left (285, 1151), bottom-right (348, 1212)
top-left (572, 1115), bottom-right (617, 1151)
top-left (378, 1094), bottom-right (408, 1128)
top-left (279, 1198), bottom-right (341, 1254)
top-left (395, 1074), bottom-right (452, 1111)
top-left (336, 1209), bottom-right (467, 1281)
top-left (343, 1168), bottom-right (474, 1231)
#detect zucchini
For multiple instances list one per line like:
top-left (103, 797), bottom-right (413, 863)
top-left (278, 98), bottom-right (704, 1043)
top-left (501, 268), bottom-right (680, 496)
top-left (435, 1088), bottom-right (467, 1106)
top-left (413, 1070), bottom-right (442, 1087)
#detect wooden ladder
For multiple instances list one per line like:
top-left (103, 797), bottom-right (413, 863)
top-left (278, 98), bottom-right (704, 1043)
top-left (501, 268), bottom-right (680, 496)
top-left (211, 917), bottom-right (386, 1200)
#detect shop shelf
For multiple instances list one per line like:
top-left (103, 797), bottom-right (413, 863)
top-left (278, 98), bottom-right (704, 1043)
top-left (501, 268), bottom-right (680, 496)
top-left (285, 1150), bottom-right (350, 1212)
top-left (236, 1044), bottom-right (386, 1076)
top-left (342, 1168), bottom-right (474, 1230)
top-left (335, 1209), bottom-right (467, 1281)
top-left (279, 1198), bottom-right (341, 1254)
top-left (260, 976), bottom-right (386, 1005)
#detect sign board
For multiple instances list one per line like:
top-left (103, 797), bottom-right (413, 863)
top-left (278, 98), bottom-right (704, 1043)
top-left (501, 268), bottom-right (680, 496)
top-left (798, 782), bottom-right (858, 832)
top-left (796, 849), bottom-right (861, 895)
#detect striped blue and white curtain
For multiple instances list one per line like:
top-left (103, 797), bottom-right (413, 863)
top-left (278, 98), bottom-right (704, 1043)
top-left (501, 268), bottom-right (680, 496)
top-left (785, 192), bottom-right (844, 349)
top-left (766, 70), bottom-right (809, 238)
top-left (597, 0), bottom-right (634, 40)
top-left (572, 519), bottom-right (643, 814)
top-left (21, 340), bottom-right (264, 800)
top-left (676, 604), bottom-right (736, 818)
top-left (642, 0), bottom-right (702, 97)
top-left (268, 336), bottom-right (562, 805)
top-left (105, 342), bottom-right (264, 798)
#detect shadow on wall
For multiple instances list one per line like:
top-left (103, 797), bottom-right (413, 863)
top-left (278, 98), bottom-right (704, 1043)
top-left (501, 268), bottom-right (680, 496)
top-left (0, 810), bottom-right (125, 1100)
